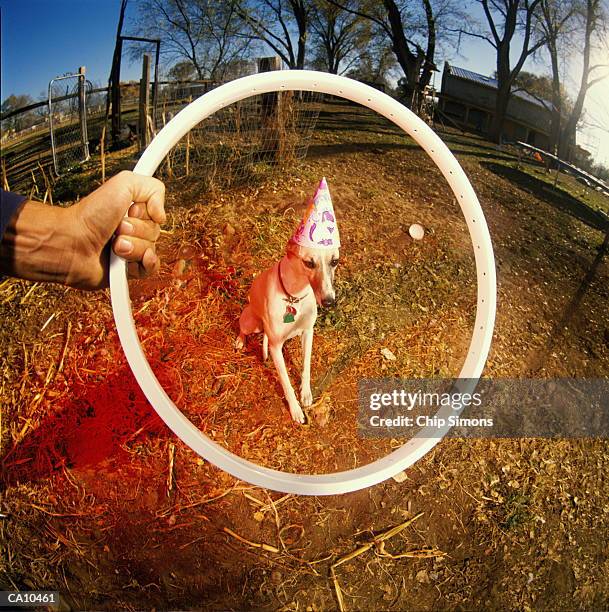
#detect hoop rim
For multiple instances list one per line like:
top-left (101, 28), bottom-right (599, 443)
top-left (109, 70), bottom-right (497, 495)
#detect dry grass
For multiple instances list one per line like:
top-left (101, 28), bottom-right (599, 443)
top-left (1, 102), bottom-right (609, 611)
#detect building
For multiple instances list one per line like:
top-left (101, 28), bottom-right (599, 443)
top-left (439, 62), bottom-right (552, 149)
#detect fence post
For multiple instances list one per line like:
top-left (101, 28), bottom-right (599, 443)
top-left (139, 54), bottom-right (151, 153)
top-left (152, 40), bottom-right (160, 130)
top-left (78, 66), bottom-right (90, 160)
top-left (185, 95), bottom-right (192, 176)
top-left (110, 38), bottom-right (123, 145)
top-left (257, 56), bottom-right (284, 161)
top-left (1, 158), bottom-right (9, 191)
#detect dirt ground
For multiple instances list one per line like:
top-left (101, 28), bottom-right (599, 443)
top-left (1, 101), bottom-right (609, 611)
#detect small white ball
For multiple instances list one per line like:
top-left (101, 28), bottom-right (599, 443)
top-left (409, 223), bottom-right (425, 241)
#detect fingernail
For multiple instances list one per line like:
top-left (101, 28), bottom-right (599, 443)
top-left (120, 220), bottom-right (134, 235)
top-left (116, 237), bottom-right (134, 255)
top-left (148, 251), bottom-right (158, 265)
top-left (129, 203), bottom-right (144, 219)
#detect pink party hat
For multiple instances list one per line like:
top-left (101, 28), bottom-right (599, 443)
top-left (291, 177), bottom-right (340, 250)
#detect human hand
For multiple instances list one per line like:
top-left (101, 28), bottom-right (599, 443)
top-left (0, 171), bottom-right (166, 290)
top-left (68, 171), bottom-right (166, 289)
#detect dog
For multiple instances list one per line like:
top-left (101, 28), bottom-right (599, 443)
top-left (235, 178), bottom-right (340, 423)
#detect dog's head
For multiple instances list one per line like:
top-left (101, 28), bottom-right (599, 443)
top-left (287, 239), bottom-right (339, 307)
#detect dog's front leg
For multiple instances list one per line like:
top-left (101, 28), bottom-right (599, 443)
top-left (268, 342), bottom-right (306, 424)
top-left (300, 328), bottom-right (313, 407)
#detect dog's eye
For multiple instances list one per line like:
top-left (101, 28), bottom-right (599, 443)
top-left (304, 260), bottom-right (316, 269)
top-left (331, 259), bottom-right (339, 267)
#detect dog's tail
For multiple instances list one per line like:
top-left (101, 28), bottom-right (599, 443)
top-left (262, 334), bottom-right (268, 361)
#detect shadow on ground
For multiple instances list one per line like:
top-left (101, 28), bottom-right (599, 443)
top-left (483, 162), bottom-right (609, 232)
top-left (0, 366), bottom-right (168, 488)
top-left (527, 243), bottom-right (609, 373)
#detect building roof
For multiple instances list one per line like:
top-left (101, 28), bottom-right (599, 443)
top-left (446, 64), bottom-right (550, 110)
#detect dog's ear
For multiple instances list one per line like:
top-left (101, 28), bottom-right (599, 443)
top-left (286, 239), bottom-right (301, 259)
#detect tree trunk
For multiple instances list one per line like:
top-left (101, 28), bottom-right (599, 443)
top-left (558, 0), bottom-right (597, 160)
top-left (481, 0), bottom-right (544, 144)
top-left (548, 41), bottom-right (562, 156)
top-left (383, 0), bottom-right (422, 105)
top-left (292, 0), bottom-right (308, 69)
top-left (489, 80), bottom-right (512, 143)
top-left (490, 38), bottom-right (513, 144)
top-left (419, 0), bottom-right (436, 92)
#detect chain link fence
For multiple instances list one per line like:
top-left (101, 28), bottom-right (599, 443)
top-left (48, 73), bottom-right (90, 176)
top-left (1, 76), bottom-right (109, 198)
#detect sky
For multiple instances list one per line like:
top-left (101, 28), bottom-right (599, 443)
top-left (0, 1), bottom-right (127, 96)
top-left (0, 0), bottom-right (607, 165)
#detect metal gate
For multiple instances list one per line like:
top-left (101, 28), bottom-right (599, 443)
top-left (48, 73), bottom-right (90, 176)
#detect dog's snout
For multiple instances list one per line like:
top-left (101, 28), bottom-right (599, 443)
top-left (321, 296), bottom-right (336, 308)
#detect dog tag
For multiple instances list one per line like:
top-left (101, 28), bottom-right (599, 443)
top-left (283, 304), bottom-right (296, 323)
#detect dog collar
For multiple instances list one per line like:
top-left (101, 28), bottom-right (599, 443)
top-left (278, 260), bottom-right (308, 304)
top-left (278, 261), bottom-right (308, 323)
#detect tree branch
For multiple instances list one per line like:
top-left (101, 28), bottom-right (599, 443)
top-left (445, 27), bottom-right (497, 48)
top-left (325, 0), bottom-right (391, 36)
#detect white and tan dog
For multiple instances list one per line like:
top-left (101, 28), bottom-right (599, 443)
top-left (235, 178), bottom-right (340, 423)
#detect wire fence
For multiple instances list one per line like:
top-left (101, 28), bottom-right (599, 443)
top-left (1, 60), bottom-right (323, 200)
top-left (1, 83), bottom-right (109, 198)
top-left (48, 74), bottom-right (90, 176)
top-left (155, 83), bottom-right (323, 191)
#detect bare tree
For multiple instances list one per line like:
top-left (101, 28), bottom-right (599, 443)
top-left (232, 0), bottom-right (311, 69)
top-left (327, 0), bottom-right (431, 104)
top-left (328, 0), bottom-right (467, 109)
top-left (533, 0), bottom-right (578, 155)
top-left (309, 1), bottom-right (368, 74)
top-left (346, 34), bottom-right (398, 87)
top-left (130, 0), bottom-right (251, 79)
top-left (556, 0), bottom-right (608, 159)
top-left (473, 0), bottom-right (546, 143)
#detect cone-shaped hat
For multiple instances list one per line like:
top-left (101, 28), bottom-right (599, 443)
top-left (291, 177), bottom-right (340, 250)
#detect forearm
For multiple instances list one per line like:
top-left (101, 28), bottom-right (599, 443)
top-left (0, 200), bottom-right (77, 285)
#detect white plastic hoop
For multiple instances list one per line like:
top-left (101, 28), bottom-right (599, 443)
top-left (110, 71), bottom-right (496, 495)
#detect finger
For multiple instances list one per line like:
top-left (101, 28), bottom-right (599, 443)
top-left (118, 217), bottom-right (161, 243)
top-left (127, 202), bottom-right (150, 220)
top-left (127, 261), bottom-right (145, 280)
top-left (127, 249), bottom-right (160, 280)
top-left (77, 172), bottom-right (165, 247)
top-left (142, 247), bottom-right (161, 275)
top-left (112, 235), bottom-right (157, 263)
top-left (123, 172), bottom-right (166, 224)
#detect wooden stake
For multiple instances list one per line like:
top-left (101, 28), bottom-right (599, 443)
top-left (78, 66), bottom-right (89, 159)
top-left (185, 131), bottom-right (191, 176)
top-left (100, 124), bottom-right (106, 183)
top-left (1, 157), bottom-right (9, 190)
top-left (185, 96), bottom-right (192, 176)
top-left (258, 56), bottom-right (284, 161)
top-left (138, 54), bottom-right (151, 152)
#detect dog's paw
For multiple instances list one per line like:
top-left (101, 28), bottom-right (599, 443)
top-left (234, 335), bottom-right (245, 350)
top-left (289, 403), bottom-right (306, 424)
top-left (300, 386), bottom-right (313, 407)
